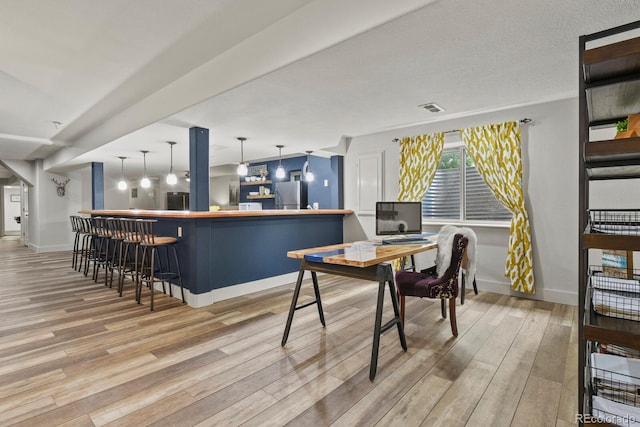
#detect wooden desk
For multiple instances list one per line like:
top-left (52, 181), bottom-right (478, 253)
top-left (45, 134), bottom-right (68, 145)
top-left (281, 239), bottom-right (437, 380)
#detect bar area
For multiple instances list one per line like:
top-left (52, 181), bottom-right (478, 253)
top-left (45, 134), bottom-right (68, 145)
top-left (79, 209), bottom-right (352, 307)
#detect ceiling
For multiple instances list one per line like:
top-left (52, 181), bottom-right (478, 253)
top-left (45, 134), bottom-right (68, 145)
top-left (2, 0), bottom-right (640, 181)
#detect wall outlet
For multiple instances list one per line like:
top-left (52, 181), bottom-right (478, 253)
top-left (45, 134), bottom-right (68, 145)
top-left (177, 226), bottom-right (182, 237)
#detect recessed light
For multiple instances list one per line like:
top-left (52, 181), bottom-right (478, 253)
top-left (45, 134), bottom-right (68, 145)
top-left (418, 102), bottom-right (445, 113)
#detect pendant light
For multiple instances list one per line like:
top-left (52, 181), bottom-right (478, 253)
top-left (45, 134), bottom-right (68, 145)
top-left (236, 137), bottom-right (248, 176)
top-left (117, 156), bottom-right (127, 190)
top-left (275, 145), bottom-right (285, 179)
top-left (140, 150), bottom-right (151, 188)
top-left (166, 141), bottom-right (178, 185)
top-left (304, 150), bottom-right (314, 182)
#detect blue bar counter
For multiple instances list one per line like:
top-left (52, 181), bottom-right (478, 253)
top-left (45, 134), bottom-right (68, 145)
top-left (79, 209), bottom-right (353, 307)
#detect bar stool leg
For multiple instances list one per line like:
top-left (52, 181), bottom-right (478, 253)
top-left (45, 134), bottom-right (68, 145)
top-left (171, 244), bottom-right (186, 303)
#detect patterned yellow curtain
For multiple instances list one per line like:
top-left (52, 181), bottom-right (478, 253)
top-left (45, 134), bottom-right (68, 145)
top-left (460, 121), bottom-right (534, 294)
top-left (397, 133), bottom-right (445, 202)
top-left (393, 133), bottom-right (444, 271)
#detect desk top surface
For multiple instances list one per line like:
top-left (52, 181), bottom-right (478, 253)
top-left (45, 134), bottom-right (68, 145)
top-left (288, 239), bottom-right (437, 268)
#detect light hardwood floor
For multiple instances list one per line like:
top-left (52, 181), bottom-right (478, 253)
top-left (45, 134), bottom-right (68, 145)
top-left (0, 236), bottom-right (577, 426)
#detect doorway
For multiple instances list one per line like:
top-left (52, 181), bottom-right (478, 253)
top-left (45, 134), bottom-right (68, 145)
top-left (2, 185), bottom-right (20, 237)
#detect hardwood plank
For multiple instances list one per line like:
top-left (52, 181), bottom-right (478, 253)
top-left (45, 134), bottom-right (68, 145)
top-left (466, 346), bottom-right (538, 427)
top-left (375, 374), bottom-right (452, 426)
top-left (420, 359), bottom-right (498, 426)
top-left (510, 375), bottom-right (563, 427)
top-left (330, 349), bottom-right (438, 426)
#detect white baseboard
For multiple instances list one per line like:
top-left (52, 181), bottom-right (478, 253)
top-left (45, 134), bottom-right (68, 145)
top-left (28, 242), bottom-right (73, 253)
top-left (475, 280), bottom-right (577, 306)
top-left (157, 271), bottom-right (302, 308)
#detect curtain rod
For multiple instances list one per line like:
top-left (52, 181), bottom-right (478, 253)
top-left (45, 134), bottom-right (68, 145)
top-left (391, 118), bottom-right (532, 142)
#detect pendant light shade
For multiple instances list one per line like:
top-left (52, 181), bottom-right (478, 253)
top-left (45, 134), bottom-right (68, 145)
top-left (275, 145), bottom-right (285, 179)
top-left (117, 156), bottom-right (127, 190)
top-left (304, 151), bottom-right (314, 182)
top-left (236, 137), bottom-right (248, 176)
top-left (140, 150), bottom-right (151, 188)
top-left (166, 141), bottom-right (177, 185)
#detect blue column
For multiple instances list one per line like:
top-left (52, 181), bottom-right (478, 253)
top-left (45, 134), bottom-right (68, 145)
top-left (189, 127), bottom-right (209, 211)
top-left (330, 155), bottom-right (344, 209)
top-left (91, 162), bottom-right (104, 209)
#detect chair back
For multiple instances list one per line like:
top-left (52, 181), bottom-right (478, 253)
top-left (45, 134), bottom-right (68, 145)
top-left (70, 216), bottom-right (79, 233)
top-left (435, 233), bottom-right (468, 298)
top-left (136, 219), bottom-right (158, 245)
top-left (106, 218), bottom-right (125, 240)
top-left (121, 218), bottom-right (139, 242)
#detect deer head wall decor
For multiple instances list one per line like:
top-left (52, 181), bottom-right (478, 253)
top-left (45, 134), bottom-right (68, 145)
top-left (52, 177), bottom-right (70, 197)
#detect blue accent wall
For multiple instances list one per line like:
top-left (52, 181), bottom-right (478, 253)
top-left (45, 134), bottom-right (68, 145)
top-left (91, 162), bottom-right (104, 210)
top-left (239, 154), bottom-right (342, 209)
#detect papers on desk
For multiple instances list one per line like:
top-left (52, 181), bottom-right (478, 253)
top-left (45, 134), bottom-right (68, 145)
top-left (303, 242), bottom-right (381, 262)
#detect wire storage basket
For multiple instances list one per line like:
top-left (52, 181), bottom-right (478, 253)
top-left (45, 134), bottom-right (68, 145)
top-left (588, 350), bottom-right (640, 425)
top-left (589, 266), bottom-right (640, 322)
top-left (589, 210), bottom-right (640, 236)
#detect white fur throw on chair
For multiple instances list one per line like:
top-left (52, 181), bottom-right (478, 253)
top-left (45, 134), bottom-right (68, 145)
top-left (435, 225), bottom-right (477, 283)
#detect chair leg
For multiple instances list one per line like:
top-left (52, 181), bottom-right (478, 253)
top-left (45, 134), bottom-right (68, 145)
top-left (472, 278), bottom-right (478, 295)
top-left (449, 298), bottom-right (458, 337)
top-left (440, 298), bottom-right (446, 319)
top-left (461, 272), bottom-right (466, 305)
top-left (400, 295), bottom-right (405, 325)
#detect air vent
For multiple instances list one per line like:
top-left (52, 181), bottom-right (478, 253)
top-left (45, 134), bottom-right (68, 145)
top-left (419, 102), bottom-right (445, 113)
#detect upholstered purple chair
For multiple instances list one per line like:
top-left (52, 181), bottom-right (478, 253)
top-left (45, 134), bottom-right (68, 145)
top-left (395, 233), bottom-right (468, 337)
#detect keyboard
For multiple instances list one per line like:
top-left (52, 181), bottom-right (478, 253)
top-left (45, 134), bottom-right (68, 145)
top-left (381, 234), bottom-right (434, 245)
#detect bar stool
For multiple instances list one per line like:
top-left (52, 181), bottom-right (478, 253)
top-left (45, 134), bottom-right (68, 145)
top-left (77, 216), bottom-right (93, 274)
top-left (89, 217), bottom-right (111, 282)
top-left (105, 218), bottom-right (125, 289)
top-left (118, 218), bottom-right (142, 298)
top-left (136, 219), bottom-right (185, 310)
top-left (70, 216), bottom-right (83, 270)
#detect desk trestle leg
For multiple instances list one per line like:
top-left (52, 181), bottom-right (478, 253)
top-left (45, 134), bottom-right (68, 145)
top-left (370, 274), bottom-right (407, 381)
top-left (281, 268), bottom-right (325, 347)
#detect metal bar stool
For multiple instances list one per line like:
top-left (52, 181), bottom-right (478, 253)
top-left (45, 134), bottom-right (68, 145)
top-left (118, 218), bottom-right (142, 298)
top-left (136, 219), bottom-right (185, 310)
top-left (90, 217), bottom-right (111, 282)
top-left (105, 218), bottom-right (126, 289)
top-left (70, 215), bottom-right (83, 270)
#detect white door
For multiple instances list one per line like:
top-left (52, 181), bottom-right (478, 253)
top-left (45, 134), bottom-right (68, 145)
top-left (20, 182), bottom-right (29, 247)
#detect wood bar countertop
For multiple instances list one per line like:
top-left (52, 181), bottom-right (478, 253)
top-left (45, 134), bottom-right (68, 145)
top-left (79, 209), bottom-right (353, 219)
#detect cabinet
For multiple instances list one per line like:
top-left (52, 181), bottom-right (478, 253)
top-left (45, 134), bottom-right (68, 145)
top-left (578, 21), bottom-right (640, 424)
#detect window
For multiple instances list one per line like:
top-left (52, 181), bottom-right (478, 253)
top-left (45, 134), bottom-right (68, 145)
top-left (422, 146), bottom-right (511, 222)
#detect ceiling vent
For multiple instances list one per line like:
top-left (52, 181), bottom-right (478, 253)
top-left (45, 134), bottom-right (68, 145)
top-left (419, 102), bottom-right (445, 113)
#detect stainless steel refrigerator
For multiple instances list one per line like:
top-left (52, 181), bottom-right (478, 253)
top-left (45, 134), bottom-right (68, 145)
top-left (275, 181), bottom-right (308, 209)
top-left (166, 192), bottom-right (189, 210)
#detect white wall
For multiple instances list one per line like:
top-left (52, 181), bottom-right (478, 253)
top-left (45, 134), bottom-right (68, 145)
top-left (211, 175), bottom-right (239, 207)
top-left (2, 186), bottom-right (21, 234)
top-left (344, 98), bottom-right (583, 306)
top-left (28, 160), bottom-right (81, 252)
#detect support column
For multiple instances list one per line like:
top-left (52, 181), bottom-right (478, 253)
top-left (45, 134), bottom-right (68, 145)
top-left (330, 155), bottom-right (344, 209)
top-left (91, 162), bottom-right (104, 210)
top-left (189, 127), bottom-right (210, 211)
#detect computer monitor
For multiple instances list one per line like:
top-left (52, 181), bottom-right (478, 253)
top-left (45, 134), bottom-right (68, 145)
top-left (375, 201), bottom-right (423, 235)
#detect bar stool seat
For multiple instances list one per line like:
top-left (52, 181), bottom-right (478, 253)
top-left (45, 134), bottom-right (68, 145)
top-left (136, 219), bottom-right (185, 310)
